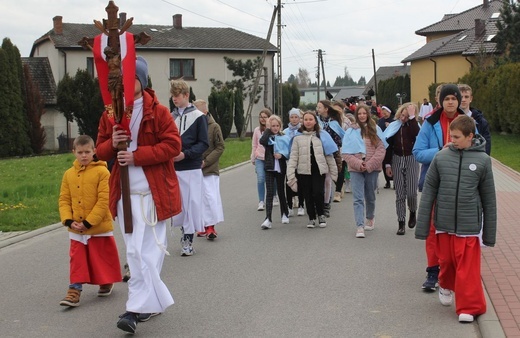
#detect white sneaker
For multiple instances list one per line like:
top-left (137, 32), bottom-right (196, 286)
top-left (297, 207), bottom-right (305, 216)
top-left (287, 209), bottom-right (294, 217)
top-left (273, 196), bottom-right (279, 206)
top-left (307, 219), bottom-right (316, 228)
top-left (261, 219), bottom-right (272, 229)
top-left (318, 215), bottom-right (327, 228)
top-left (356, 227), bottom-right (365, 238)
top-left (458, 313), bottom-right (474, 322)
top-left (344, 180), bottom-right (351, 193)
top-left (281, 215), bottom-right (290, 224)
top-left (439, 287), bottom-right (453, 306)
top-left (257, 201), bottom-right (265, 211)
top-left (365, 218), bottom-right (375, 231)
top-left (180, 240), bottom-right (194, 256)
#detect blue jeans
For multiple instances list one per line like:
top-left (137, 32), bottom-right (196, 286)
top-left (350, 171), bottom-right (379, 227)
top-left (418, 164), bottom-right (430, 192)
top-left (255, 159), bottom-right (266, 202)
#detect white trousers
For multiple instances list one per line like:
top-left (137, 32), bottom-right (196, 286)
top-left (202, 174), bottom-right (224, 226)
top-left (117, 193), bottom-right (174, 314)
top-left (172, 169), bottom-right (204, 234)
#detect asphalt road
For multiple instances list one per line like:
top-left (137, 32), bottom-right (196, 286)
top-left (0, 163), bottom-right (481, 337)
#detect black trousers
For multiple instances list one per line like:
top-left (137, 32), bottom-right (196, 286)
top-left (298, 172), bottom-right (325, 221)
top-left (265, 170), bottom-right (289, 221)
top-left (286, 170), bottom-right (304, 209)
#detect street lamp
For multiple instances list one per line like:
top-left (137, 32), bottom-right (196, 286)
top-left (396, 92), bottom-right (407, 106)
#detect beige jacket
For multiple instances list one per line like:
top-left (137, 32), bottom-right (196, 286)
top-left (287, 131), bottom-right (338, 183)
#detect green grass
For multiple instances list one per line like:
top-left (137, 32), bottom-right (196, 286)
top-left (219, 137), bottom-right (251, 168)
top-left (491, 132), bottom-right (520, 172)
top-left (0, 138), bottom-right (252, 232)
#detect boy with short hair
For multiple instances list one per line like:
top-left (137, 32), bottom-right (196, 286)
top-left (171, 80), bottom-right (209, 255)
top-left (457, 83), bottom-right (491, 155)
top-left (58, 135), bottom-right (122, 307)
top-left (415, 114), bottom-right (496, 323)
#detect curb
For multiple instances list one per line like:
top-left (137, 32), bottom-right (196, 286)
top-left (0, 222), bottom-right (63, 250)
top-left (479, 287), bottom-right (506, 338)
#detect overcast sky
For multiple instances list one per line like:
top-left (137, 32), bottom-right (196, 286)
top-left (1, 0), bottom-right (489, 83)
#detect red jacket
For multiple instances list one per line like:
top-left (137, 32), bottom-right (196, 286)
top-left (96, 88), bottom-right (182, 221)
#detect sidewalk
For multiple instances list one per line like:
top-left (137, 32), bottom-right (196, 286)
top-left (481, 159), bottom-right (520, 338)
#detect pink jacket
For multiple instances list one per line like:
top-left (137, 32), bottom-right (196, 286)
top-left (343, 137), bottom-right (386, 173)
top-left (250, 126), bottom-right (266, 162)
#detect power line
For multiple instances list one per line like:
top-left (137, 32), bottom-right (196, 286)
top-left (215, 0), bottom-right (270, 22)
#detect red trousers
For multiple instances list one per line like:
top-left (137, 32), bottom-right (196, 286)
top-left (436, 233), bottom-right (486, 316)
top-left (69, 236), bottom-right (122, 285)
top-left (426, 221), bottom-right (439, 267)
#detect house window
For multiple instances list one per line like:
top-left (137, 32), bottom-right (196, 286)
top-left (87, 57), bottom-right (94, 77)
top-left (170, 59), bottom-right (194, 80)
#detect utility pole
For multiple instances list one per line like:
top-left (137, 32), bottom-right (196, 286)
top-left (314, 49), bottom-right (320, 104)
top-left (320, 49), bottom-right (327, 99)
top-left (372, 49), bottom-right (377, 97)
top-left (276, 0), bottom-right (283, 116)
top-left (314, 49), bottom-right (326, 104)
top-left (241, 6), bottom-right (277, 138)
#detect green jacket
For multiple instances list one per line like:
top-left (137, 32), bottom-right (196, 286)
top-left (415, 134), bottom-right (497, 247)
top-left (202, 113), bottom-right (225, 176)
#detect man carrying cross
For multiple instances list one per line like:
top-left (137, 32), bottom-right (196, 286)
top-left (97, 55), bottom-right (182, 334)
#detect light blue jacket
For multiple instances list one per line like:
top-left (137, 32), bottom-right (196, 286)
top-left (412, 108), bottom-right (465, 165)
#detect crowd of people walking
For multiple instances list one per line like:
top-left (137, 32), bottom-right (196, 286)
top-left (250, 82), bottom-right (496, 324)
top-left (57, 63), bottom-right (497, 333)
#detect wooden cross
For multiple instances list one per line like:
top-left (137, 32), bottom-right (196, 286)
top-left (78, 1), bottom-right (151, 234)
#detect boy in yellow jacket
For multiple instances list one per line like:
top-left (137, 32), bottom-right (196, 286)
top-left (58, 135), bottom-right (122, 307)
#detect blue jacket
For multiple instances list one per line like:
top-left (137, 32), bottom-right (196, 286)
top-left (172, 105), bottom-right (209, 171)
top-left (412, 108), bottom-right (465, 165)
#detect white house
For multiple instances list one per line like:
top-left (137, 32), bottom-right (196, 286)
top-left (29, 13), bottom-right (277, 150)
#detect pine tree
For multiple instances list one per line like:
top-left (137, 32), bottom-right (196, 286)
top-left (22, 63), bottom-right (46, 153)
top-left (495, 2), bottom-right (520, 62)
top-left (0, 38), bottom-right (31, 157)
top-left (234, 87), bottom-right (244, 137)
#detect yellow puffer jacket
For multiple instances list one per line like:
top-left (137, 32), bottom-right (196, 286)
top-left (59, 159), bottom-right (113, 235)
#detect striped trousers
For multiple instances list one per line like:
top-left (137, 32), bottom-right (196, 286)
top-left (392, 154), bottom-right (419, 222)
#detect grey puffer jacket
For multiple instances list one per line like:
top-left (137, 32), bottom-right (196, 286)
top-left (415, 134), bottom-right (497, 247)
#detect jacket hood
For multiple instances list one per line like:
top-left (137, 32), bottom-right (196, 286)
top-left (207, 113), bottom-right (216, 125)
top-left (73, 158), bottom-right (107, 170)
top-left (449, 134), bottom-right (486, 153)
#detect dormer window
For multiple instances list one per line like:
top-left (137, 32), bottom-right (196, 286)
top-left (486, 34), bottom-right (496, 42)
top-left (491, 12), bottom-right (500, 19)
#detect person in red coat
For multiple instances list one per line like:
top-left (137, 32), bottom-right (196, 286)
top-left (96, 56), bottom-right (182, 334)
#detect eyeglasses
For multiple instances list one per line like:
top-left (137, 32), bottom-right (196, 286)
top-left (259, 116), bottom-right (267, 119)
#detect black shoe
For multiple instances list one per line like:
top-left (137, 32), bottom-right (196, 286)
top-left (323, 203), bottom-right (330, 218)
top-left (117, 312), bottom-right (138, 333)
top-left (408, 211), bottom-right (417, 229)
top-left (384, 182), bottom-right (391, 189)
top-left (421, 266), bottom-right (439, 292)
top-left (137, 312), bottom-right (161, 322)
top-left (396, 221), bottom-right (405, 235)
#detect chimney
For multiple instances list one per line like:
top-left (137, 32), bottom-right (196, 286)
top-left (173, 14), bottom-right (182, 29)
top-left (53, 16), bottom-right (63, 35)
top-left (475, 19), bottom-right (486, 38)
top-left (483, 0), bottom-right (489, 9)
top-left (119, 12), bottom-right (127, 28)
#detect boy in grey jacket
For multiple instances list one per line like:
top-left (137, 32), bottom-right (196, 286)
top-left (415, 115), bottom-right (496, 323)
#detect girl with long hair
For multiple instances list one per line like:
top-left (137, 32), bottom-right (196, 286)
top-left (342, 105), bottom-right (387, 238)
top-left (287, 111), bottom-right (338, 228)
